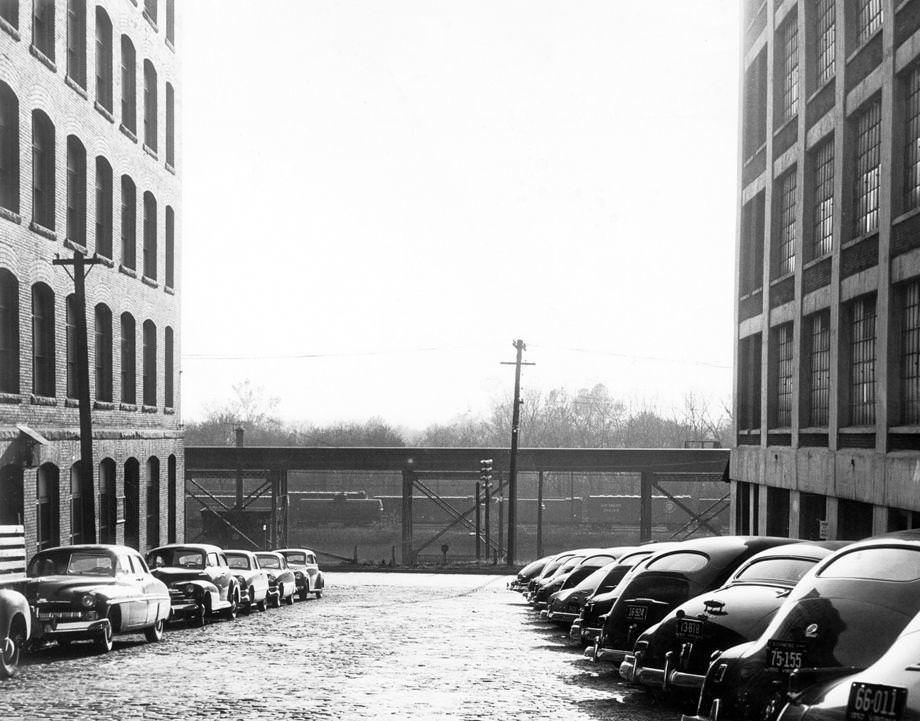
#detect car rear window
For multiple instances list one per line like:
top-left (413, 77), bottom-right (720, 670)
top-left (226, 554), bottom-right (251, 570)
top-left (581, 554), bottom-right (616, 568)
top-left (646, 552), bottom-right (708, 573)
top-left (258, 555), bottom-right (281, 569)
top-left (734, 557), bottom-right (816, 584)
top-left (283, 552), bottom-right (307, 564)
top-left (818, 547), bottom-right (920, 582)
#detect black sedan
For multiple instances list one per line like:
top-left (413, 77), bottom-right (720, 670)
top-left (509, 555), bottom-right (553, 592)
top-left (534, 550), bottom-right (619, 612)
top-left (589, 536), bottom-right (793, 667)
top-left (621, 541), bottom-right (846, 694)
top-left (686, 530), bottom-right (920, 721)
top-left (544, 547), bottom-right (637, 625)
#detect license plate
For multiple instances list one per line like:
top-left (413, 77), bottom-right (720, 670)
top-left (766, 640), bottom-right (807, 672)
top-left (676, 618), bottom-right (703, 639)
top-left (846, 683), bottom-right (907, 721)
top-left (625, 605), bottom-right (647, 621)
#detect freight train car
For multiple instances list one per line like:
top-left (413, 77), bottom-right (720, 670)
top-left (581, 495), bottom-right (693, 529)
top-left (516, 498), bottom-right (582, 525)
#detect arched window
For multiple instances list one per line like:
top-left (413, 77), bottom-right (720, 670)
top-left (120, 35), bottom-right (136, 134)
top-left (31, 283), bottom-right (55, 397)
top-left (0, 81), bottom-right (20, 214)
top-left (146, 456), bottom-right (159, 548)
top-left (32, 0), bottom-right (55, 61)
top-left (36, 463), bottom-right (60, 551)
top-left (66, 0), bottom-right (87, 88)
top-left (95, 7), bottom-right (113, 112)
top-left (142, 319), bottom-right (156, 406)
top-left (66, 135), bottom-right (87, 246)
top-left (165, 0), bottom-right (174, 46)
top-left (167, 454), bottom-right (176, 542)
top-left (121, 174), bottom-right (136, 269)
top-left (70, 461), bottom-right (95, 544)
top-left (95, 303), bottom-right (112, 402)
top-left (98, 458), bottom-right (117, 543)
top-left (164, 325), bottom-right (173, 407)
top-left (143, 0), bottom-right (157, 26)
top-left (0, 269), bottom-right (18, 393)
top-left (95, 157), bottom-right (113, 258)
top-left (165, 82), bottom-right (174, 168)
top-left (165, 205), bottom-right (174, 289)
top-left (0, 465), bottom-right (23, 526)
top-left (65, 293), bottom-right (78, 399)
top-left (120, 312), bottom-right (135, 404)
top-left (124, 458), bottom-right (139, 549)
top-left (143, 59), bottom-right (157, 151)
top-left (0, 1), bottom-right (19, 29)
top-left (31, 110), bottom-right (55, 231)
top-left (143, 190), bottom-right (156, 280)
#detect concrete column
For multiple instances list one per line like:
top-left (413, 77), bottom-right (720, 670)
top-left (872, 504), bottom-right (889, 535)
top-left (825, 496), bottom-right (839, 539)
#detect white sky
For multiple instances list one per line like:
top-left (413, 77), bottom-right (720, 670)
top-left (179, 1), bottom-right (741, 427)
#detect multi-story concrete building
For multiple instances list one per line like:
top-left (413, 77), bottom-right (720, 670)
top-left (0, 0), bottom-right (182, 558)
top-left (732, 0), bottom-right (920, 540)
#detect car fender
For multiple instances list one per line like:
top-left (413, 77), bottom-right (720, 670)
top-left (0, 589), bottom-right (30, 642)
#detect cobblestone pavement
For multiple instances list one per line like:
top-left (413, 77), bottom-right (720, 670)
top-left (0, 573), bottom-right (683, 721)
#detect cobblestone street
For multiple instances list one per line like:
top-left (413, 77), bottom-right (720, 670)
top-left (1, 573), bottom-right (680, 720)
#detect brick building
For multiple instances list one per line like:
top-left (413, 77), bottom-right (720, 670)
top-left (0, 0), bottom-right (182, 555)
top-left (732, 0), bottom-right (920, 540)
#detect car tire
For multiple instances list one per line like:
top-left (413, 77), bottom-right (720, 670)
top-left (256, 597), bottom-right (267, 613)
top-left (223, 590), bottom-right (239, 621)
top-left (298, 585), bottom-right (310, 602)
top-left (285, 589), bottom-right (295, 606)
top-left (94, 619), bottom-right (114, 654)
top-left (314, 589), bottom-right (322, 599)
top-left (0, 625), bottom-right (25, 678)
top-left (144, 618), bottom-right (164, 643)
top-left (190, 603), bottom-right (206, 628)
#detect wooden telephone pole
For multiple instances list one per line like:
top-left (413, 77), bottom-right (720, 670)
top-left (501, 339), bottom-right (533, 567)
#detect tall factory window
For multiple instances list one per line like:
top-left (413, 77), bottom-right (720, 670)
top-left (121, 174), bottom-right (136, 269)
top-left (31, 110), bottom-right (55, 231)
top-left (848, 295), bottom-right (877, 425)
top-left (95, 303), bottom-right (112, 403)
top-left (66, 135), bottom-right (87, 247)
top-left (740, 193), bottom-right (765, 295)
top-left (66, 0), bottom-right (86, 88)
top-left (0, 269), bottom-right (18, 393)
top-left (144, 0), bottom-right (157, 26)
top-left (814, 0), bottom-right (835, 86)
top-left (852, 99), bottom-right (881, 237)
top-left (165, 82), bottom-right (174, 168)
top-left (70, 462), bottom-right (94, 544)
top-left (164, 326), bottom-right (173, 408)
top-left (0, 1), bottom-right (18, 28)
top-left (143, 59), bottom-right (157, 151)
top-left (120, 312), bottom-right (136, 404)
top-left (772, 323), bottom-right (794, 427)
top-left (32, 0), bottom-right (55, 62)
top-left (811, 138), bottom-right (834, 258)
top-left (95, 156), bottom-right (113, 258)
top-left (165, 0), bottom-right (174, 45)
top-left (739, 334), bottom-right (762, 431)
top-left (142, 319), bottom-right (156, 407)
top-left (36, 464), bottom-right (60, 551)
top-left (905, 66), bottom-right (920, 212)
top-left (95, 7), bottom-right (113, 112)
top-left (65, 294), bottom-right (77, 399)
top-left (776, 14), bottom-right (799, 124)
top-left (143, 191), bottom-right (157, 280)
top-left (0, 81), bottom-right (20, 214)
top-left (31, 283), bottom-right (55, 397)
top-left (165, 206), bottom-right (174, 289)
top-left (856, 0), bottom-right (883, 45)
top-left (742, 50), bottom-right (767, 160)
top-left (775, 169), bottom-right (797, 276)
top-left (120, 36), bottom-right (136, 134)
top-left (901, 280), bottom-right (920, 424)
top-left (807, 311), bottom-right (831, 427)
top-left (146, 457), bottom-right (159, 548)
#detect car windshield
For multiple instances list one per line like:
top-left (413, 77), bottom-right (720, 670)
top-left (225, 554), bottom-right (251, 570)
top-left (148, 548), bottom-right (206, 569)
top-left (734, 557), bottom-right (817, 585)
top-left (283, 552), bottom-right (306, 564)
top-left (28, 549), bottom-right (115, 577)
top-left (258, 555), bottom-right (281, 569)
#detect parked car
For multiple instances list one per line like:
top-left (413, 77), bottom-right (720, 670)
top-left (525, 549), bottom-right (591, 597)
top-left (589, 536), bottom-right (793, 667)
top-left (224, 549), bottom-right (270, 613)
top-left (16, 545), bottom-right (169, 653)
top-left (621, 542), bottom-right (846, 694)
top-left (686, 530), bottom-right (920, 721)
top-left (509, 555), bottom-right (554, 592)
top-left (530, 549), bottom-right (607, 608)
top-left (572, 544), bottom-right (679, 644)
top-left (275, 548), bottom-right (325, 600)
top-left (0, 588), bottom-right (30, 677)
top-left (147, 544), bottom-right (241, 625)
top-left (777, 605), bottom-right (920, 721)
top-left (254, 552), bottom-right (296, 607)
top-left (543, 547), bottom-right (636, 625)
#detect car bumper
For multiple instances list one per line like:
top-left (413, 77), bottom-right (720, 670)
top-left (169, 600), bottom-right (203, 618)
top-left (583, 642), bottom-right (627, 664)
top-left (532, 601), bottom-right (547, 610)
top-left (33, 617), bottom-right (109, 639)
top-left (547, 610), bottom-right (578, 624)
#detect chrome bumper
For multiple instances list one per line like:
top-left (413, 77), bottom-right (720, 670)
top-left (169, 600), bottom-right (201, 617)
top-left (35, 618), bottom-right (109, 638)
top-left (539, 609), bottom-right (549, 619)
top-left (583, 641), bottom-right (627, 664)
top-left (547, 610), bottom-right (578, 624)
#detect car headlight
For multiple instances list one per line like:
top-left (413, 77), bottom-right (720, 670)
top-left (184, 584), bottom-right (196, 597)
top-left (235, 575), bottom-right (245, 586)
top-left (295, 571), bottom-right (303, 579)
top-left (78, 592), bottom-right (96, 608)
top-left (267, 573), bottom-right (276, 581)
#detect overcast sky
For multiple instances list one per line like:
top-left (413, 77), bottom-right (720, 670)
top-left (178, 1), bottom-right (740, 427)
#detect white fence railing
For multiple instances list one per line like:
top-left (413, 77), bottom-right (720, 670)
top-left (0, 525), bottom-right (26, 577)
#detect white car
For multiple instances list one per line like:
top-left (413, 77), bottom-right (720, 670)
top-left (275, 548), bottom-right (325, 600)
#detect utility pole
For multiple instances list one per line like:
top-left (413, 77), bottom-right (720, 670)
top-left (53, 251), bottom-right (103, 537)
top-left (480, 459), bottom-right (493, 563)
top-left (501, 339), bottom-right (534, 567)
top-left (474, 481), bottom-right (481, 561)
top-left (537, 470), bottom-right (544, 558)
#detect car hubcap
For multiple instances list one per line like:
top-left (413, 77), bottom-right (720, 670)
top-left (1, 636), bottom-right (14, 663)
